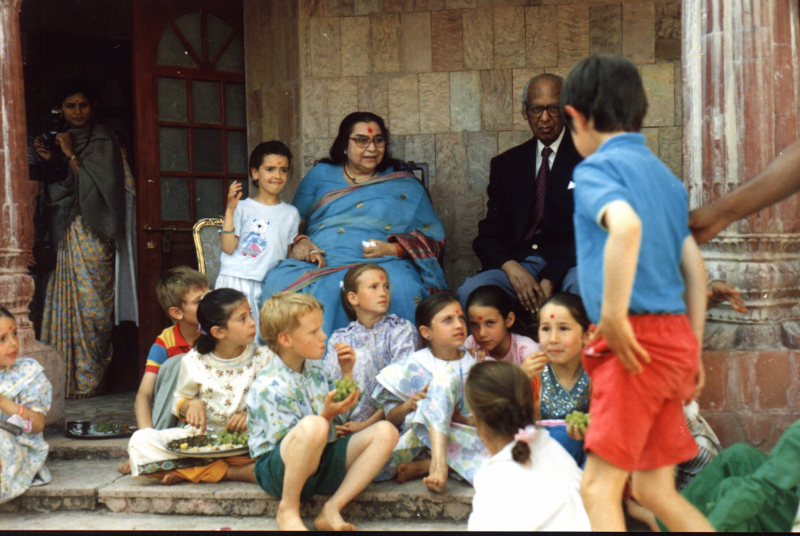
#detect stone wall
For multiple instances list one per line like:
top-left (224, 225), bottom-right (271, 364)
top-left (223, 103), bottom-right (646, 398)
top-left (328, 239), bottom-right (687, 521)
top-left (291, 0), bottom-right (683, 290)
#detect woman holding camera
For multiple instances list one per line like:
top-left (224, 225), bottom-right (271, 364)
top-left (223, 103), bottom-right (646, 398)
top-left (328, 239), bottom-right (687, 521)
top-left (33, 80), bottom-right (133, 398)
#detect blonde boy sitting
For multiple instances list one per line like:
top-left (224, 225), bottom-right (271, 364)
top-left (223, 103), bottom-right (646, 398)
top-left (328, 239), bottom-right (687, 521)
top-left (119, 266), bottom-right (207, 475)
top-left (246, 292), bottom-right (399, 531)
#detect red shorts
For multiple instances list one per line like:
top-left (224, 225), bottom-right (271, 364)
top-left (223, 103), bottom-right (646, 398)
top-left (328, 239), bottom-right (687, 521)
top-left (582, 314), bottom-right (699, 472)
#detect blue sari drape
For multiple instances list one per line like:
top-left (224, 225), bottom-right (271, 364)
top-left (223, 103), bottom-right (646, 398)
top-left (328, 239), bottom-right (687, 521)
top-left (261, 165), bottom-right (447, 336)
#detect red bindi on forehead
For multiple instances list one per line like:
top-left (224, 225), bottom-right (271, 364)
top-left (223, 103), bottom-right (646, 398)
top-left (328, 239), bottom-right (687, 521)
top-left (379, 274), bottom-right (385, 280)
top-left (550, 314), bottom-right (555, 318)
top-left (478, 316), bottom-right (483, 320)
top-left (367, 127), bottom-right (373, 134)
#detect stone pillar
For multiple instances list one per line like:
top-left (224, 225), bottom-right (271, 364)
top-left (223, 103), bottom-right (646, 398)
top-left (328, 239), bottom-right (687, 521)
top-left (0, 0), bottom-right (64, 428)
top-left (683, 0), bottom-right (800, 449)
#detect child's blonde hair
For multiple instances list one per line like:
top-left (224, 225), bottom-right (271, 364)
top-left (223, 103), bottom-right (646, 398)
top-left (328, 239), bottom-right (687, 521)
top-left (155, 266), bottom-right (208, 319)
top-left (260, 292), bottom-right (324, 353)
top-left (340, 263), bottom-right (388, 321)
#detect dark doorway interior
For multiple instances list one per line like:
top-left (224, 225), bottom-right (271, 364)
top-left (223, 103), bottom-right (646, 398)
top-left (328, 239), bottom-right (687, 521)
top-left (21, 0), bottom-right (139, 394)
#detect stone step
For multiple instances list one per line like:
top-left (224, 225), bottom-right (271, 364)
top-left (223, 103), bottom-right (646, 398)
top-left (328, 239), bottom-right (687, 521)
top-left (1, 459), bottom-right (474, 522)
top-left (45, 434), bottom-right (129, 461)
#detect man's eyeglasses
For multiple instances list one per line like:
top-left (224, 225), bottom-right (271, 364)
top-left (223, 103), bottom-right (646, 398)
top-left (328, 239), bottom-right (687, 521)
top-left (350, 135), bottom-right (386, 148)
top-left (526, 105), bottom-right (561, 118)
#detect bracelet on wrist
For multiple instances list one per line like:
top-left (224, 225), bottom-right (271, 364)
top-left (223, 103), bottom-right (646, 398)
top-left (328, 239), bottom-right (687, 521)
top-left (393, 242), bottom-right (404, 257)
top-left (220, 229), bottom-right (235, 234)
top-left (293, 235), bottom-right (309, 245)
top-left (18, 404), bottom-right (24, 417)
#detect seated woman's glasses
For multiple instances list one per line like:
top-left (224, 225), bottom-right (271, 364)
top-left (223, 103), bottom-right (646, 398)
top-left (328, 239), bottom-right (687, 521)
top-left (350, 135), bottom-right (386, 148)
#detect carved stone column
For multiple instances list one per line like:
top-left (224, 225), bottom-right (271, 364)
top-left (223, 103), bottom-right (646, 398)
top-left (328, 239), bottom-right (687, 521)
top-left (0, 0), bottom-right (64, 427)
top-left (683, 0), bottom-right (800, 448)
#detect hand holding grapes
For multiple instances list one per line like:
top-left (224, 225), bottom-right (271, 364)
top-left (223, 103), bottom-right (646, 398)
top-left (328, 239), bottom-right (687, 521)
top-left (321, 387), bottom-right (359, 422)
top-left (334, 343), bottom-right (356, 376)
top-left (226, 411), bottom-right (248, 432)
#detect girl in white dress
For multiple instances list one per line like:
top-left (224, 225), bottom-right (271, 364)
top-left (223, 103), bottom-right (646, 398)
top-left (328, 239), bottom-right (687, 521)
top-left (466, 360), bottom-right (590, 531)
top-left (127, 288), bottom-right (272, 485)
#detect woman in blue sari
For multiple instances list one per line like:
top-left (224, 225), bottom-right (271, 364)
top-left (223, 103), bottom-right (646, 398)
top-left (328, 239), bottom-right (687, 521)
top-left (261, 112), bottom-right (447, 335)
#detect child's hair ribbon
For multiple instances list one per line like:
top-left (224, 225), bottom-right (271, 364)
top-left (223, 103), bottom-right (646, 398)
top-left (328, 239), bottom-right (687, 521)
top-left (514, 424), bottom-right (537, 444)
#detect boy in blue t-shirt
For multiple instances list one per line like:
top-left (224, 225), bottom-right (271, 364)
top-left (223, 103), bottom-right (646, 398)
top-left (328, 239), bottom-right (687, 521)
top-left (561, 54), bottom-right (713, 531)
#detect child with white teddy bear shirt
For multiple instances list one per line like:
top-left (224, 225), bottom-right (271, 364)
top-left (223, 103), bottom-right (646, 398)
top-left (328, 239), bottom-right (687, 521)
top-left (216, 141), bottom-right (300, 338)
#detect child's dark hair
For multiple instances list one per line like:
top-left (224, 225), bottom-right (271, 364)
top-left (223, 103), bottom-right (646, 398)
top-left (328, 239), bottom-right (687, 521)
top-left (250, 140), bottom-right (293, 187)
top-left (340, 263), bottom-right (389, 322)
top-left (465, 285), bottom-right (516, 332)
top-left (465, 361), bottom-right (536, 464)
top-left (0, 306), bottom-right (13, 320)
top-left (539, 292), bottom-right (591, 333)
top-left (415, 292), bottom-right (459, 347)
top-left (561, 54), bottom-right (648, 133)
top-left (194, 288), bottom-right (247, 354)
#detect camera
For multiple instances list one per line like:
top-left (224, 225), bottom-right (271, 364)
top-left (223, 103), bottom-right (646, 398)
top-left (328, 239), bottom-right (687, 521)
top-left (39, 108), bottom-right (63, 154)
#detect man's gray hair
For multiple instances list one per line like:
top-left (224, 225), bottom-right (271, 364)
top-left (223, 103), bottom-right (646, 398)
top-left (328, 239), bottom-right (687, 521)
top-left (520, 73), bottom-right (565, 105)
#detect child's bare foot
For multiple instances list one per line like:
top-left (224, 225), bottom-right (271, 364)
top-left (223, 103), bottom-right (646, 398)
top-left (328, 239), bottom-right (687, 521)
top-left (625, 498), bottom-right (660, 532)
top-left (423, 461), bottom-right (448, 493)
top-left (117, 460), bottom-right (131, 475)
top-left (160, 473), bottom-right (184, 486)
top-left (397, 458), bottom-right (431, 483)
top-left (313, 502), bottom-right (356, 531)
top-left (277, 504), bottom-right (308, 531)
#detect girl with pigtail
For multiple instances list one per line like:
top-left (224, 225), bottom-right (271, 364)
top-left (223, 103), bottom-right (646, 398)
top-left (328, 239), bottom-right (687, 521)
top-left (466, 360), bottom-right (590, 531)
top-left (127, 288), bottom-right (272, 485)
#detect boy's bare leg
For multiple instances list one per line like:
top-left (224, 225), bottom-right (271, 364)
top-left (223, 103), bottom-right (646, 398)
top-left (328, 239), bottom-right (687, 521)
top-left (279, 416), bottom-right (330, 531)
top-left (581, 453), bottom-right (630, 531)
top-left (632, 465), bottom-right (714, 532)
top-left (397, 458), bottom-right (431, 483)
top-left (423, 428), bottom-right (448, 493)
top-left (314, 421), bottom-right (399, 531)
top-left (223, 463), bottom-right (256, 483)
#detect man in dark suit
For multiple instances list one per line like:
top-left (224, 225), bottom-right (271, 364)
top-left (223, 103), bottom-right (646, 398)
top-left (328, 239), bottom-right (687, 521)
top-left (457, 74), bottom-right (583, 314)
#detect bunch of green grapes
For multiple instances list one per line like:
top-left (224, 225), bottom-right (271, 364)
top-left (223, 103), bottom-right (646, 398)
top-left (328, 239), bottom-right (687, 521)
top-left (333, 378), bottom-right (359, 402)
top-left (565, 410), bottom-right (590, 433)
top-left (216, 430), bottom-right (249, 446)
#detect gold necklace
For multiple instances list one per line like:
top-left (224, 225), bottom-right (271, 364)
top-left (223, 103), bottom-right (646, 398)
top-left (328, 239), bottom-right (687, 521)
top-left (343, 164), bottom-right (375, 184)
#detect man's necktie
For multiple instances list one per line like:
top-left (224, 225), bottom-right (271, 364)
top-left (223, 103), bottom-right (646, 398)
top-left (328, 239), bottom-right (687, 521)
top-left (526, 146), bottom-right (553, 241)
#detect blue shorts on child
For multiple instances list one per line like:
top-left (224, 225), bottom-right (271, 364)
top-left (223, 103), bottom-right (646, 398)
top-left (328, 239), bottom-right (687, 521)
top-left (254, 435), bottom-right (352, 499)
top-left (582, 314), bottom-right (699, 473)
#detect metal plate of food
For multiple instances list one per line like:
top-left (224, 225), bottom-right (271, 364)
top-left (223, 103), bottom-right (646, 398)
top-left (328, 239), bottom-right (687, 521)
top-left (65, 421), bottom-right (137, 439)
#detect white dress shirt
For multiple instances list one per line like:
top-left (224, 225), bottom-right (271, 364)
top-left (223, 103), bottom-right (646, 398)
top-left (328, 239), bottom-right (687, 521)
top-left (536, 127), bottom-right (565, 176)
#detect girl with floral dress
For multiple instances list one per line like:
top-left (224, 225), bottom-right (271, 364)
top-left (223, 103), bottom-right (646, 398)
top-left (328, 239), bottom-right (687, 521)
top-left (373, 292), bottom-right (489, 492)
top-left (323, 264), bottom-right (418, 437)
top-left (127, 289), bottom-right (272, 485)
top-left (464, 285), bottom-right (540, 366)
top-left (529, 292), bottom-right (592, 466)
top-left (0, 307), bottom-right (53, 503)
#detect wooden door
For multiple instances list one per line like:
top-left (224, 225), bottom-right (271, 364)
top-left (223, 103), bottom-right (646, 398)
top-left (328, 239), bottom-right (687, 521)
top-left (132, 0), bottom-right (246, 374)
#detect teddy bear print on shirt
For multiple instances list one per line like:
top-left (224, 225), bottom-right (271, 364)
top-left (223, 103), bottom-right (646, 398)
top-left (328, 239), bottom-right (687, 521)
top-left (240, 219), bottom-right (270, 258)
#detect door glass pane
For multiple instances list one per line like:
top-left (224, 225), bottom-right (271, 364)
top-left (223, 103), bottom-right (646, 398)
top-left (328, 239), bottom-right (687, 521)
top-left (161, 177), bottom-right (191, 221)
top-left (227, 130), bottom-right (248, 174)
top-left (216, 35), bottom-right (244, 72)
top-left (207, 15), bottom-right (234, 61)
top-left (193, 81), bottom-right (221, 124)
top-left (174, 12), bottom-right (202, 60)
top-left (159, 127), bottom-right (189, 171)
top-left (158, 77), bottom-right (187, 122)
top-left (194, 128), bottom-right (223, 173)
top-left (226, 83), bottom-right (246, 126)
top-left (196, 178), bottom-right (224, 220)
top-left (156, 26), bottom-right (196, 67)
top-left (228, 178), bottom-right (249, 201)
